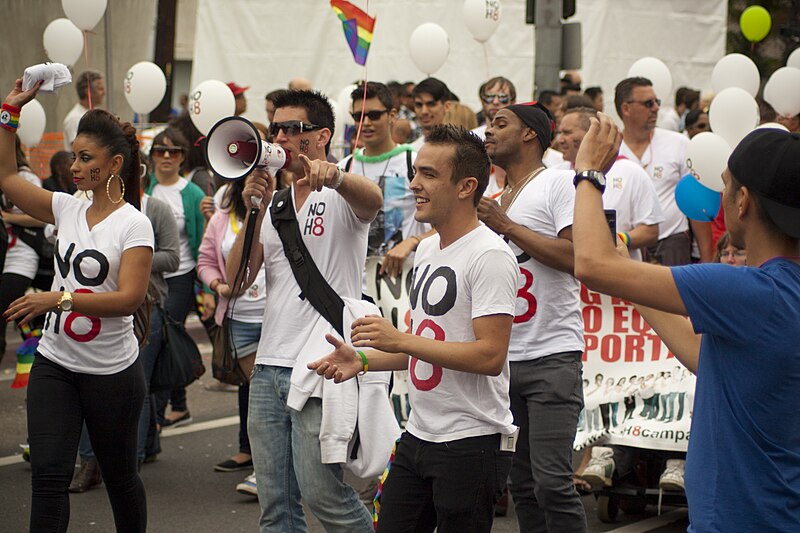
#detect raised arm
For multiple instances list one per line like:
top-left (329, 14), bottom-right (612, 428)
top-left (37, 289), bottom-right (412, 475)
top-left (632, 304), bottom-right (700, 373)
top-left (572, 113), bottom-right (688, 316)
top-left (1, 80), bottom-right (54, 224)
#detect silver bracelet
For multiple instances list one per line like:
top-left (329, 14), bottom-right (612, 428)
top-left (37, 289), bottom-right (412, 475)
top-left (330, 167), bottom-right (345, 190)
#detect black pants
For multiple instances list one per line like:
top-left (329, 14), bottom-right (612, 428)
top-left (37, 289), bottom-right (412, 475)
top-left (27, 353), bottom-right (147, 533)
top-left (376, 432), bottom-right (512, 533)
top-left (0, 272), bottom-right (34, 364)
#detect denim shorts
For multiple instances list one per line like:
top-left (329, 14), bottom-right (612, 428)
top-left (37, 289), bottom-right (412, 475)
top-left (228, 319), bottom-right (261, 359)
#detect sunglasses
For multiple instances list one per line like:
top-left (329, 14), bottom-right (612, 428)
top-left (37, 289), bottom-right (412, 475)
top-left (151, 145), bottom-right (184, 156)
top-left (268, 120), bottom-right (322, 137)
top-left (628, 98), bottom-right (661, 108)
top-left (351, 109), bottom-right (389, 122)
top-left (482, 93), bottom-right (511, 105)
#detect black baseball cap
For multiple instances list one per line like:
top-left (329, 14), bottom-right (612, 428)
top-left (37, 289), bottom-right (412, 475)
top-left (728, 129), bottom-right (800, 239)
top-left (506, 102), bottom-right (555, 154)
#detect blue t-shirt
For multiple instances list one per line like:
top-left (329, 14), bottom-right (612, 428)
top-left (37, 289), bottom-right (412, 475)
top-left (672, 258), bottom-right (800, 533)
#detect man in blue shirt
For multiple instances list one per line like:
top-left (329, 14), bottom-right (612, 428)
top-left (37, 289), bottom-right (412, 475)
top-left (571, 120), bottom-right (800, 532)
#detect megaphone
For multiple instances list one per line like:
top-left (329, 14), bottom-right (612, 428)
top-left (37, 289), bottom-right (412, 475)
top-left (204, 116), bottom-right (291, 181)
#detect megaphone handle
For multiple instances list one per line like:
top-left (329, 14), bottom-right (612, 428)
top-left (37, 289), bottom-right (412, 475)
top-left (251, 195), bottom-right (262, 209)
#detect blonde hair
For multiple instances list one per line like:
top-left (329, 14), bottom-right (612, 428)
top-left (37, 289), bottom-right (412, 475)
top-left (444, 103), bottom-right (478, 130)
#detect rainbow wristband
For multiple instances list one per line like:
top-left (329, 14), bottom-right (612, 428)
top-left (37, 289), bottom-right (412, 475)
top-left (0, 104), bottom-right (20, 132)
top-left (617, 232), bottom-right (631, 248)
top-left (356, 350), bottom-right (368, 374)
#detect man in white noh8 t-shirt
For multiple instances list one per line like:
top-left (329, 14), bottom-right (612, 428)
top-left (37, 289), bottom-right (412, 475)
top-left (479, 102), bottom-right (588, 532)
top-left (310, 125), bottom-right (519, 533)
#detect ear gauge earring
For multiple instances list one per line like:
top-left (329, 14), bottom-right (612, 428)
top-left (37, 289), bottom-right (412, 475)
top-left (106, 174), bottom-right (125, 204)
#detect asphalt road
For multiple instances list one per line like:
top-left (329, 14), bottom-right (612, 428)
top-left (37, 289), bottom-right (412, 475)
top-left (0, 316), bottom-right (689, 532)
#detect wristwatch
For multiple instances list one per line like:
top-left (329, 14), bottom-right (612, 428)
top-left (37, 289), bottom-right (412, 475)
top-left (57, 291), bottom-right (74, 312)
top-left (573, 170), bottom-right (607, 193)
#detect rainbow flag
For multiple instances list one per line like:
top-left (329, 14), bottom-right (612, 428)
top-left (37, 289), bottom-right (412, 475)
top-left (12, 324), bottom-right (41, 389)
top-left (330, 0), bottom-right (376, 66)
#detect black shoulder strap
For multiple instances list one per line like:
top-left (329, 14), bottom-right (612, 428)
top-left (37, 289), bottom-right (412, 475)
top-left (344, 156), bottom-right (353, 173)
top-left (406, 148), bottom-right (415, 182)
top-left (270, 188), bottom-right (345, 337)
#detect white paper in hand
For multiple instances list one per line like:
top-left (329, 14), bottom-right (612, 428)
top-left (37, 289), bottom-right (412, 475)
top-left (23, 63), bottom-right (72, 93)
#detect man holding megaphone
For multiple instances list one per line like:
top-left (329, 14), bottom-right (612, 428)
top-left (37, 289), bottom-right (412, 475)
top-left (222, 90), bottom-right (382, 533)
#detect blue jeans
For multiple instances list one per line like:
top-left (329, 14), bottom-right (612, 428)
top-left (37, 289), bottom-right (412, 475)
top-left (229, 319), bottom-right (261, 455)
top-left (248, 365), bottom-right (372, 533)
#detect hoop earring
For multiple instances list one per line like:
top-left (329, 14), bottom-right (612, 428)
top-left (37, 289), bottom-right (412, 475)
top-left (106, 174), bottom-right (125, 204)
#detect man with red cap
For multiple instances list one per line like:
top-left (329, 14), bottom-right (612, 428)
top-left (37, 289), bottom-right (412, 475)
top-left (573, 119), bottom-right (800, 532)
top-left (227, 82), bottom-right (249, 116)
top-left (478, 102), bottom-right (588, 532)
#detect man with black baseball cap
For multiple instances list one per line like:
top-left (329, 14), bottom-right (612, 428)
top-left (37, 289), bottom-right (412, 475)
top-left (479, 102), bottom-right (588, 532)
top-left (572, 118), bottom-right (800, 532)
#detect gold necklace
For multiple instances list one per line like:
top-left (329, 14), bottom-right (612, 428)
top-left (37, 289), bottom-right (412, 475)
top-left (500, 166), bottom-right (546, 211)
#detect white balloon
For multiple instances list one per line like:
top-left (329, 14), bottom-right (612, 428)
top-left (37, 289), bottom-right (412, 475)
top-left (685, 132), bottom-right (730, 192)
top-left (337, 84), bottom-right (358, 127)
top-left (42, 18), bottom-right (84, 67)
top-left (708, 87), bottom-right (759, 148)
top-left (787, 48), bottom-right (800, 70)
top-left (627, 57), bottom-right (672, 102)
top-left (123, 62), bottom-right (166, 115)
top-left (17, 100), bottom-right (47, 148)
top-left (755, 122), bottom-right (790, 132)
top-left (409, 23), bottom-right (449, 75)
top-left (711, 53), bottom-right (760, 97)
top-left (62, 0), bottom-right (107, 31)
top-left (463, 0), bottom-right (502, 43)
top-left (188, 80), bottom-right (235, 135)
top-left (763, 66), bottom-right (800, 117)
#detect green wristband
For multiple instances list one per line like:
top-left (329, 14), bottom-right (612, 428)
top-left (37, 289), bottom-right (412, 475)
top-left (356, 350), bottom-right (368, 374)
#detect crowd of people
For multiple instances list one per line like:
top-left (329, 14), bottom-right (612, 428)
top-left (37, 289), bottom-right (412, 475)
top-left (0, 61), bottom-right (798, 533)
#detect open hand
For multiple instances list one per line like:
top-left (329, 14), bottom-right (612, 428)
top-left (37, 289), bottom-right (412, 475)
top-left (4, 291), bottom-right (58, 326)
top-left (307, 333), bottom-right (363, 383)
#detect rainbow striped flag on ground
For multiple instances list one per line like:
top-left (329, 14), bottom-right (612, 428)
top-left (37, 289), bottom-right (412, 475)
top-left (330, 0), bottom-right (376, 66)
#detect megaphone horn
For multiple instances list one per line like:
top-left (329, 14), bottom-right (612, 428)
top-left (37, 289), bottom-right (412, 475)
top-left (204, 116), bottom-right (291, 181)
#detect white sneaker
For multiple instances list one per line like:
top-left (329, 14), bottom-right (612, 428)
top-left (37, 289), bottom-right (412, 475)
top-left (578, 446), bottom-right (615, 490)
top-left (236, 472), bottom-right (258, 497)
top-left (659, 459), bottom-right (685, 491)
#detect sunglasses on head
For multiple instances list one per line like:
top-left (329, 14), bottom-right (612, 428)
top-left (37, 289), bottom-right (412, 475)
top-left (351, 109), bottom-right (389, 122)
top-left (151, 145), bottom-right (184, 156)
top-left (268, 120), bottom-right (322, 137)
top-left (482, 93), bottom-right (511, 105)
top-left (628, 98), bottom-right (661, 108)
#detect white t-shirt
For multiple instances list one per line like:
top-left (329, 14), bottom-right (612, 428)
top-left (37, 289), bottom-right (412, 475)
top-left (405, 225), bottom-right (518, 443)
top-left (604, 158), bottom-right (665, 261)
top-left (255, 186), bottom-right (369, 366)
top-left (471, 124), bottom-right (487, 140)
top-left (62, 102), bottom-right (89, 150)
top-left (410, 135), bottom-right (425, 152)
top-left (619, 128), bottom-right (690, 240)
top-left (3, 169), bottom-right (42, 278)
top-left (38, 192), bottom-right (154, 374)
top-left (543, 148), bottom-right (565, 168)
top-left (504, 168), bottom-right (584, 361)
top-left (221, 213), bottom-right (266, 322)
top-left (338, 147), bottom-right (428, 256)
top-left (150, 177), bottom-right (195, 277)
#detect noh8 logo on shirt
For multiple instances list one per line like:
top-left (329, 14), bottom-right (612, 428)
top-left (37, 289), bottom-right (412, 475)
top-left (408, 264), bottom-right (458, 392)
top-left (303, 202), bottom-right (326, 236)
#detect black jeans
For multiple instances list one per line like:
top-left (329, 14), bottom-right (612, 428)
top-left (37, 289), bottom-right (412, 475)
top-left (376, 432), bottom-right (512, 533)
top-left (27, 353), bottom-right (147, 533)
top-left (0, 272), bottom-right (34, 364)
